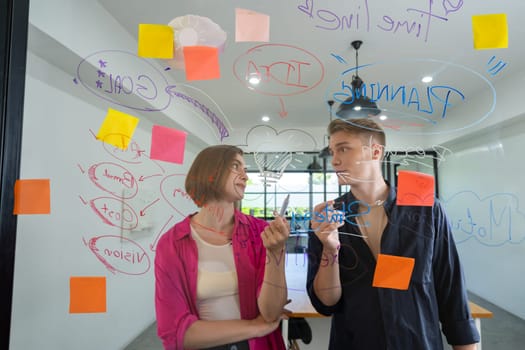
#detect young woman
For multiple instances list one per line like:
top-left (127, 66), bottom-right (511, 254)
top-left (155, 145), bottom-right (289, 350)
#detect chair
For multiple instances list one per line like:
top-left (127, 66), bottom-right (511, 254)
top-left (287, 317), bottom-right (312, 350)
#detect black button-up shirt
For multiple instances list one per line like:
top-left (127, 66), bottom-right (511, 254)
top-left (307, 185), bottom-right (480, 349)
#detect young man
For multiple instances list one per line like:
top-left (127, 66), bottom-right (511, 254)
top-left (307, 118), bottom-right (479, 349)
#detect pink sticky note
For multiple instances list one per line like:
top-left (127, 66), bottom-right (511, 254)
top-left (150, 125), bottom-right (187, 164)
top-left (397, 170), bottom-right (435, 206)
top-left (235, 8), bottom-right (270, 42)
top-left (183, 46), bottom-right (220, 81)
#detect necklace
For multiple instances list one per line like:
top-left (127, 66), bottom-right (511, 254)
top-left (372, 199), bottom-right (386, 207)
top-left (359, 198), bottom-right (386, 209)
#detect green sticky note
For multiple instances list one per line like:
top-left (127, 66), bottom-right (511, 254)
top-left (138, 24), bottom-right (174, 58)
top-left (472, 14), bottom-right (508, 50)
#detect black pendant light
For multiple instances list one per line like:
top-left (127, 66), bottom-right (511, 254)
top-left (335, 40), bottom-right (381, 119)
top-left (307, 156), bottom-right (322, 170)
top-left (319, 100), bottom-right (334, 158)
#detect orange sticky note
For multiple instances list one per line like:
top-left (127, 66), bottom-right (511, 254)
top-left (183, 46), bottom-right (220, 81)
top-left (69, 276), bottom-right (107, 313)
top-left (235, 8), bottom-right (270, 42)
top-left (472, 14), bottom-right (508, 49)
top-left (372, 254), bottom-right (415, 290)
top-left (396, 170), bottom-right (435, 206)
top-left (96, 108), bottom-right (139, 150)
top-left (150, 125), bottom-right (187, 164)
top-left (13, 179), bottom-right (51, 214)
top-left (137, 24), bottom-right (174, 58)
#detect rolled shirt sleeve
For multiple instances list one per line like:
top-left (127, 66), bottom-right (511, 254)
top-left (432, 202), bottom-right (480, 345)
top-left (306, 232), bottom-right (342, 316)
top-left (154, 232), bottom-right (199, 350)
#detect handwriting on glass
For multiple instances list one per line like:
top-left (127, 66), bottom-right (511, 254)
top-left (297, 0), bottom-right (464, 42)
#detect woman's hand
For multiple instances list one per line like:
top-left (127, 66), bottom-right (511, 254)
top-left (250, 313), bottom-right (288, 338)
top-left (261, 216), bottom-right (290, 253)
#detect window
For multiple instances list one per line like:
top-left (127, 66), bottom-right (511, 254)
top-left (240, 152), bottom-right (344, 220)
top-left (240, 149), bottom-right (441, 221)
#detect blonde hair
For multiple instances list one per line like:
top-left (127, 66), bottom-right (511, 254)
top-left (328, 118), bottom-right (386, 148)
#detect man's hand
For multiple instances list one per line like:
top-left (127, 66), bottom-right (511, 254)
top-left (311, 201), bottom-right (343, 252)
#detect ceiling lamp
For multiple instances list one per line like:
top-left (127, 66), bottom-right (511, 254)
top-left (307, 156), bottom-right (322, 171)
top-left (319, 100), bottom-right (334, 158)
top-left (335, 40), bottom-right (381, 119)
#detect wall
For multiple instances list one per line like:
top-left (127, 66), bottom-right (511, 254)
top-left (9, 0), bottom-right (525, 349)
top-left (9, 0), bottom-right (212, 349)
top-left (439, 115), bottom-right (525, 319)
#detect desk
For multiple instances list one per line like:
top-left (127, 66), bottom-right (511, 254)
top-left (282, 257), bottom-right (493, 349)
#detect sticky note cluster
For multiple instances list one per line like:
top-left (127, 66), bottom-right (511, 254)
top-left (138, 8), bottom-right (270, 81)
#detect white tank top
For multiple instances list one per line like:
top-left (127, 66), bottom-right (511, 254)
top-left (191, 226), bottom-right (241, 320)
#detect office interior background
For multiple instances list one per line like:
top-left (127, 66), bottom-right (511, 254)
top-left (1, 0), bottom-right (525, 349)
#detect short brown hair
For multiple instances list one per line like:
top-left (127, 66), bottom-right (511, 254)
top-left (328, 118), bottom-right (386, 148)
top-left (185, 145), bottom-right (243, 207)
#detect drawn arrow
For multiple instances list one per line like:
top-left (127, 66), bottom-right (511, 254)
top-left (139, 174), bottom-right (162, 181)
top-left (150, 215), bottom-right (175, 252)
top-left (140, 198), bottom-right (161, 216)
top-left (78, 195), bottom-right (88, 205)
top-left (278, 97), bottom-right (288, 117)
top-left (77, 164), bottom-right (85, 174)
top-left (88, 128), bottom-right (98, 140)
top-left (330, 53), bottom-right (347, 64)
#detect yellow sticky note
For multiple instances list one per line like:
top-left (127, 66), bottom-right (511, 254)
top-left (138, 24), bottom-right (174, 58)
top-left (472, 14), bottom-right (508, 49)
top-left (372, 254), bottom-right (415, 290)
top-left (97, 108), bottom-right (139, 150)
top-left (69, 276), bottom-right (107, 313)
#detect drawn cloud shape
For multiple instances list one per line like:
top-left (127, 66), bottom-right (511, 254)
top-left (238, 125), bottom-right (318, 153)
top-left (443, 190), bottom-right (525, 247)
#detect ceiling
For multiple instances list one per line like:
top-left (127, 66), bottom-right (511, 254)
top-left (97, 0), bottom-right (525, 135)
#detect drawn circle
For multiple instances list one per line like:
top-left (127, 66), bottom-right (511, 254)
top-left (233, 43), bottom-right (325, 96)
top-left (88, 235), bottom-right (151, 275)
top-left (88, 162), bottom-right (138, 198)
top-left (102, 134), bottom-right (144, 164)
top-left (76, 50), bottom-right (171, 111)
top-left (325, 58), bottom-right (496, 135)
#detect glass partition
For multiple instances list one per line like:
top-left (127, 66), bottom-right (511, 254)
top-left (1, 1), bottom-right (524, 349)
